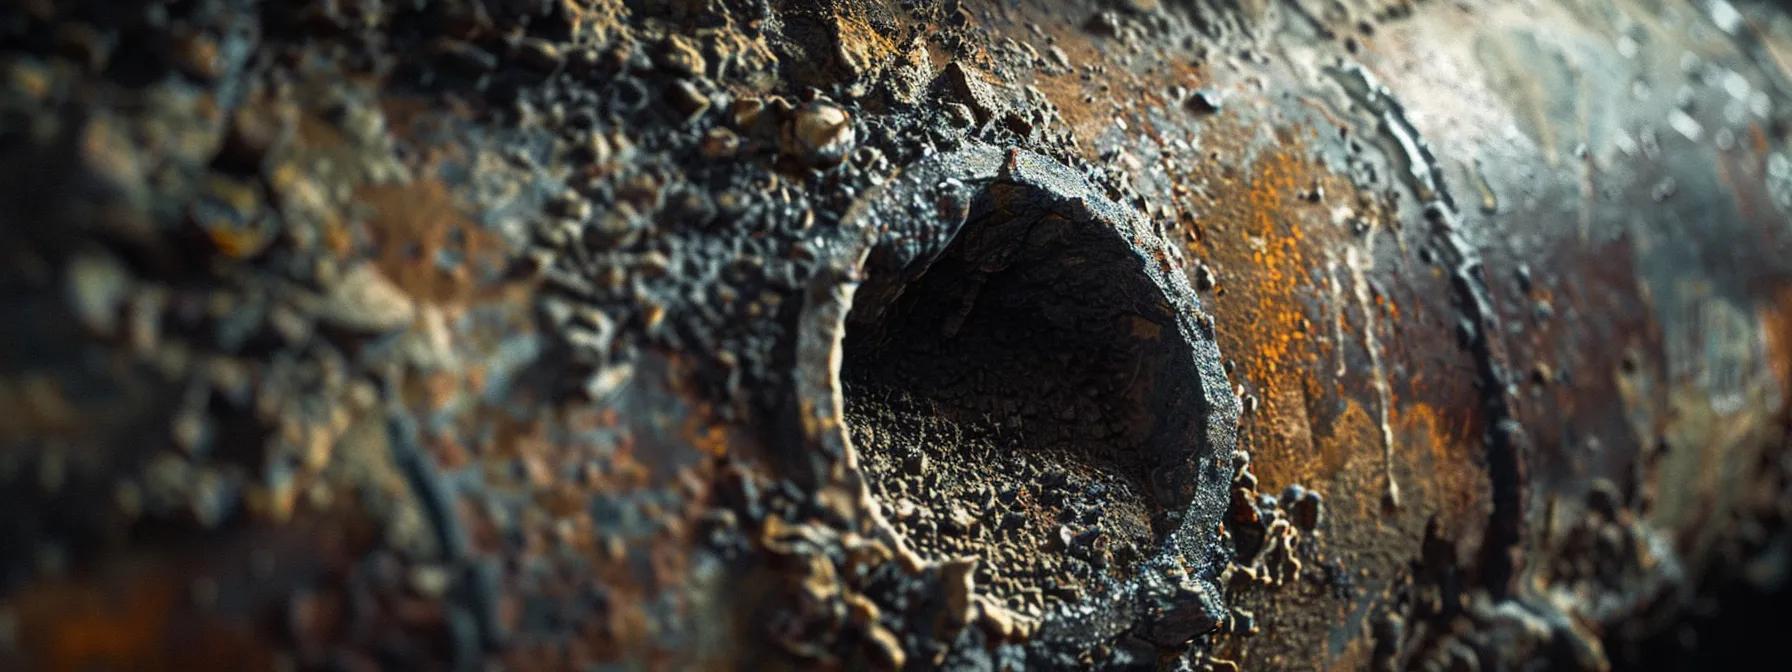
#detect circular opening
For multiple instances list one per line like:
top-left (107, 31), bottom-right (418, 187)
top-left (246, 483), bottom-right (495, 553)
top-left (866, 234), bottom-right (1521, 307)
top-left (839, 182), bottom-right (1215, 616)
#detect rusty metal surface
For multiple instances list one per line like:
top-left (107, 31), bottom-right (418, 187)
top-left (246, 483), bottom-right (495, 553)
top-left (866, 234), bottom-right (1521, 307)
top-left (1, 0), bottom-right (1790, 670)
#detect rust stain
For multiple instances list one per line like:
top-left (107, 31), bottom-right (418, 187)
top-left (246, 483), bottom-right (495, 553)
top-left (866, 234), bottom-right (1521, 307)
top-left (1192, 139), bottom-right (1317, 384)
top-left (831, 9), bottom-right (898, 75)
top-left (10, 568), bottom-right (270, 672)
top-left (1759, 285), bottom-right (1792, 408)
top-left (1027, 20), bottom-right (1209, 163)
top-left (357, 178), bottom-right (503, 306)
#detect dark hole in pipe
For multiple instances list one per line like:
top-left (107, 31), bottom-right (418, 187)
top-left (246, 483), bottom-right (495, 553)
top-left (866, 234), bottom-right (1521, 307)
top-left (840, 183), bottom-right (1211, 615)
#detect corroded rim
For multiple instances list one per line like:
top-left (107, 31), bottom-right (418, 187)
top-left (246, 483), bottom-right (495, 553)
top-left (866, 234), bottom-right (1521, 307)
top-left (793, 143), bottom-right (1242, 649)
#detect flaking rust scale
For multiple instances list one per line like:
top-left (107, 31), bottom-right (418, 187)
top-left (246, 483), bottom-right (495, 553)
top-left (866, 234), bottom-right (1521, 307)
top-left (0, 1), bottom-right (1789, 670)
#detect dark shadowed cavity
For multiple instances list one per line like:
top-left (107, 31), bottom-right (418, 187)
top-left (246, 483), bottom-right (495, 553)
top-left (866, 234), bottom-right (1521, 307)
top-left (839, 182), bottom-right (1212, 613)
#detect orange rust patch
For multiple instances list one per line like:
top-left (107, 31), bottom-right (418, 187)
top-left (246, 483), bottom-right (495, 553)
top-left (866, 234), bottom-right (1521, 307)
top-left (10, 569), bottom-right (271, 672)
top-left (1207, 394), bottom-right (1485, 670)
top-left (687, 420), bottom-right (735, 457)
top-left (15, 579), bottom-right (174, 671)
top-left (1193, 141), bottom-right (1319, 383)
top-left (1169, 123), bottom-right (1485, 535)
top-left (1026, 28), bottom-right (1211, 165)
top-left (1165, 124), bottom-right (1335, 496)
top-left (831, 9), bottom-right (898, 75)
top-left (357, 178), bottom-right (503, 306)
top-left (1393, 402), bottom-right (1489, 531)
top-left (1759, 284), bottom-right (1792, 408)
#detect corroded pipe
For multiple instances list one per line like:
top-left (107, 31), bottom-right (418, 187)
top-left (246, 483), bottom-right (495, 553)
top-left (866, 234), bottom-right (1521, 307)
top-left (0, 0), bottom-right (1789, 670)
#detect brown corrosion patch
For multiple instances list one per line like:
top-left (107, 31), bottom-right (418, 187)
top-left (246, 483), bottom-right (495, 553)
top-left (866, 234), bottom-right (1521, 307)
top-left (1020, 16), bottom-right (1214, 166)
top-left (7, 561), bottom-right (277, 672)
top-left (1762, 285), bottom-right (1792, 405)
top-left (1179, 132), bottom-right (1330, 487)
top-left (358, 178), bottom-right (504, 307)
